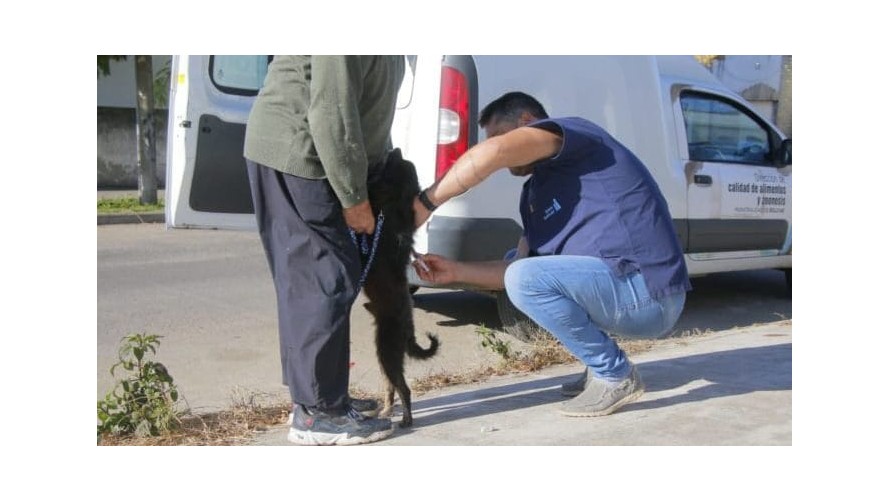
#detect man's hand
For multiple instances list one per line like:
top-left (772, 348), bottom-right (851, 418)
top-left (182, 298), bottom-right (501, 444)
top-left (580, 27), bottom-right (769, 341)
top-left (343, 200), bottom-right (375, 234)
top-left (412, 253), bottom-right (459, 285)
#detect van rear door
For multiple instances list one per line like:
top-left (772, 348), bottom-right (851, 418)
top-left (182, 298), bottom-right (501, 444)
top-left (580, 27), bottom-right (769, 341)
top-left (166, 55), bottom-right (269, 230)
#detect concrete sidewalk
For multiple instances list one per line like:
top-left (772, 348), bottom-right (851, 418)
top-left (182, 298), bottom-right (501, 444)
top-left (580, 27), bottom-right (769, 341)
top-left (249, 321), bottom-right (792, 446)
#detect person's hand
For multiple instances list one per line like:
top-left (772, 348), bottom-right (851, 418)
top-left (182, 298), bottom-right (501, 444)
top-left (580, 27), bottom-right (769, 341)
top-left (411, 252), bottom-right (459, 285)
top-left (413, 195), bottom-right (432, 230)
top-left (343, 200), bottom-right (375, 234)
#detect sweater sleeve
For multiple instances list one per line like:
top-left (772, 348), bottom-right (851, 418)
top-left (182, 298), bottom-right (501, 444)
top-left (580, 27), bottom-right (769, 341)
top-left (308, 56), bottom-right (368, 208)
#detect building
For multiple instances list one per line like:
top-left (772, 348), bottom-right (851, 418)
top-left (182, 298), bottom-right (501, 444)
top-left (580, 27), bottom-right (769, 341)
top-left (698, 55), bottom-right (792, 136)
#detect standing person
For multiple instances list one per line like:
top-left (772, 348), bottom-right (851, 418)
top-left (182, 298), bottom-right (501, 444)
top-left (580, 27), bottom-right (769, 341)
top-left (412, 92), bottom-right (691, 417)
top-left (244, 55), bottom-right (404, 445)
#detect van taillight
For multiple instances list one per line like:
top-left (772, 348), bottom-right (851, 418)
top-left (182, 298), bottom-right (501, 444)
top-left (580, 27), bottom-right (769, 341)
top-left (436, 65), bottom-right (469, 181)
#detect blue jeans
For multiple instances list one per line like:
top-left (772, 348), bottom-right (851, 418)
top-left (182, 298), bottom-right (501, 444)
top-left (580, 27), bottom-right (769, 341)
top-left (503, 255), bottom-right (686, 381)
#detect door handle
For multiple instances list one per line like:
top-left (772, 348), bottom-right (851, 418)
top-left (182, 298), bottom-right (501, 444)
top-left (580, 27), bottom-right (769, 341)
top-left (694, 175), bottom-right (712, 186)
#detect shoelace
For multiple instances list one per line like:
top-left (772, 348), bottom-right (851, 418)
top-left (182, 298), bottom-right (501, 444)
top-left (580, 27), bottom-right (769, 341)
top-left (348, 212), bottom-right (385, 288)
top-left (346, 405), bottom-right (368, 421)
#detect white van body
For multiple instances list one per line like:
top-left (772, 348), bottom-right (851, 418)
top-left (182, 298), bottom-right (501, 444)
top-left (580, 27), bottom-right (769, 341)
top-left (166, 55), bottom-right (791, 286)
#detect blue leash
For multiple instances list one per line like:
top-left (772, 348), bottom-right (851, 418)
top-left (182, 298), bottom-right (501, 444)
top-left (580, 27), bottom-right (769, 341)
top-left (349, 212), bottom-right (385, 288)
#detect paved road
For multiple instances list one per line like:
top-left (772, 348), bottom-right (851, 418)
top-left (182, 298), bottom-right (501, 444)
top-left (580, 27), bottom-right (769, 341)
top-left (97, 223), bottom-right (505, 413)
top-left (97, 223), bottom-right (791, 416)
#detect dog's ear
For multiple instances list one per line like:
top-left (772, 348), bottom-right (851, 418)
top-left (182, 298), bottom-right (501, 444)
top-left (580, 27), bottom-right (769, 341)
top-left (389, 148), bottom-right (403, 163)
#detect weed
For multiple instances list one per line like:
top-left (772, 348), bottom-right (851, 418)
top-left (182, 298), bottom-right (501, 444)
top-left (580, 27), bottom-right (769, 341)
top-left (476, 325), bottom-right (513, 360)
top-left (97, 333), bottom-right (184, 439)
top-left (477, 323), bottom-right (573, 368)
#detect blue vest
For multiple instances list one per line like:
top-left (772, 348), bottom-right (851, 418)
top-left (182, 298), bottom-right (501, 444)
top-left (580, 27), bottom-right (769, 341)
top-left (520, 117), bottom-right (691, 299)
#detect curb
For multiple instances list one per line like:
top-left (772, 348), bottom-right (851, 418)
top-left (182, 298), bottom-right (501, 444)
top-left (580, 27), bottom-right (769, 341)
top-left (97, 213), bottom-right (165, 225)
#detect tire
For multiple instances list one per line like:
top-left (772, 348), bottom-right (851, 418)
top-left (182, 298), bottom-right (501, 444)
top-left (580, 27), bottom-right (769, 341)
top-left (495, 291), bottom-right (542, 343)
top-left (784, 269), bottom-right (791, 297)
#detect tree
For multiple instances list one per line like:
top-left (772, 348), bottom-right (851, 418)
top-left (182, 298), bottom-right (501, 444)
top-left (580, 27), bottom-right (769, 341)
top-left (97, 55), bottom-right (127, 78)
top-left (134, 56), bottom-right (158, 205)
top-left (97, 55), bottom-right (158, 204)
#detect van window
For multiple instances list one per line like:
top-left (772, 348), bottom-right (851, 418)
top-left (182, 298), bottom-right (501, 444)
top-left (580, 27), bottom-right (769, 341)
top-left (210, 56), bottom-right (270, 95)
top-left (681, 92), bottom-right (771, 165)
top-left (207, 56), bottom-right (412, 101)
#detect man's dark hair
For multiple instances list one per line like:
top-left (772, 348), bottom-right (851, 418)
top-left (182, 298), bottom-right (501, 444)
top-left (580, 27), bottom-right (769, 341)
top-left (479, 92), bottom-right (549, 127)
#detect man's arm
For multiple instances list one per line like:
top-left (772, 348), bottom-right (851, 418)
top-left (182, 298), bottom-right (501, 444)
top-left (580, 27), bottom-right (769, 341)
top-left (413, 254), bottom-right (510, 290)
top-left (413, 126), bottom-right (563, 227)
top-left (308, 56), bottom-right (379, 233)
top-left (413, 237), bottom-right (529, 290)
top-left (308, 56), bottom-right (369, 208)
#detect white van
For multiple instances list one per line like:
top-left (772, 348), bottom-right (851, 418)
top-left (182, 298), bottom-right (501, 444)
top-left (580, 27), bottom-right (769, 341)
top-left (166, 55), bottom-right (791, 329)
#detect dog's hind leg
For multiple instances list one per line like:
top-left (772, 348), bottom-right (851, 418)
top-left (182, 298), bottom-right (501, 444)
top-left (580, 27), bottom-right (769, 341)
top-left (375, 335), bottom-right (413, 426)
top-left (381, 380), bottom-right (396, 418)
top-left (382, 365), bottom-right (413, 428)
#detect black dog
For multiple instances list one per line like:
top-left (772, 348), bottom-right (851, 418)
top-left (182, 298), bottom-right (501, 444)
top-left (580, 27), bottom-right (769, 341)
top-left (360, 149), bottom-right (439, 428)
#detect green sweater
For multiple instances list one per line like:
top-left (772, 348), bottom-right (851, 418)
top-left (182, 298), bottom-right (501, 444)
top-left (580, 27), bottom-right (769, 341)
top-left (244, 55), bottom-right (405, 208)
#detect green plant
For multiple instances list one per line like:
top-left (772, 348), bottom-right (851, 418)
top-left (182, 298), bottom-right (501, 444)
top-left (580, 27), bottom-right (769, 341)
top-left (153, 58), bottom-right (171, 108)
top-left (97, 333), bottom-right (184, 438)
top-left (476, 325), bottom-right (513, 360)
top-left (97, 196), bottom-right (165, 214)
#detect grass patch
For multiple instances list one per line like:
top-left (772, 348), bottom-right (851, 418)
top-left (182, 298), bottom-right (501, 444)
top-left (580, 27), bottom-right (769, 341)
top-left (99, 389), bottom-right (292, 446)
top-left (412, 325), bottom-right (715, 397)
top-left (413, 326), bottom-right (575, 396)
top-left (98, 386), bottom-right (383, 446)
top-left (98, 196), bottom-right (164, 214)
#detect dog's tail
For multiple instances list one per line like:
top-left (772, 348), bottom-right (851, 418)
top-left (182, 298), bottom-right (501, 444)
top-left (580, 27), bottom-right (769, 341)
top-left (407, 333), bottom-right (439, 359)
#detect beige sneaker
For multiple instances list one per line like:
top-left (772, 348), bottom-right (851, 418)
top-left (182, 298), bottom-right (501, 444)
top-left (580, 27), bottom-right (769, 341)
top-left (559, 366), bottom-right (644, 417)
top-left (561, 368), bottom-right (590, 397)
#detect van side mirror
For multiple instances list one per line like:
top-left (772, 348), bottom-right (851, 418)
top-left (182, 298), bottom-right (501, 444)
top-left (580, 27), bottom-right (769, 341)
top-left (777, 138), bottom-right (792, 166)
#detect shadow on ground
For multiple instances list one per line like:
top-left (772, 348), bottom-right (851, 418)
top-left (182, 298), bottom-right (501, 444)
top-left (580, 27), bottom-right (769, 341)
top-left (400, 343), bottom-right (791, 430)
top-left (412, 269), bottom-right (791, 337)
top-left (412, 290), bottom-right (501, 329)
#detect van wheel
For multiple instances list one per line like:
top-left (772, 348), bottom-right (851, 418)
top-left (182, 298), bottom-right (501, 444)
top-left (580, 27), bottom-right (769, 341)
top-left (496, 291), bottom-right (541, 343)
top-left (784, 269), bottom-right (791, 297)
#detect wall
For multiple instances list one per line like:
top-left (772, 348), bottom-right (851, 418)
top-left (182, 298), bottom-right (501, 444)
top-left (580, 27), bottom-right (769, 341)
top-left (97, 107), bottom-right (167, 188)
top-left (97, 55), bottom-right (171, 188)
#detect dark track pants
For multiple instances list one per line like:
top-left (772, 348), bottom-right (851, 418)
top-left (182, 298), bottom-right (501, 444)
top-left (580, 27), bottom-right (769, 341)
top-left (245, 160), bottom-right (360, 411)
